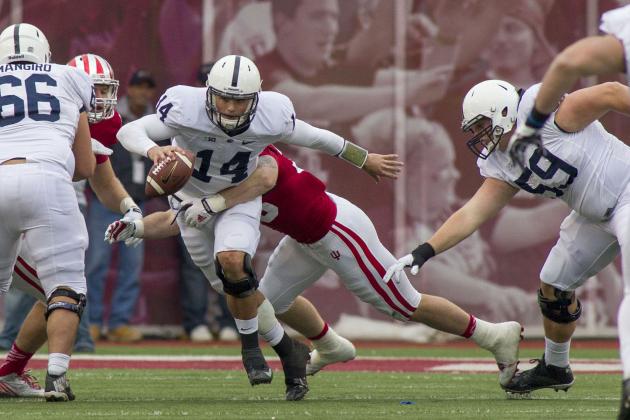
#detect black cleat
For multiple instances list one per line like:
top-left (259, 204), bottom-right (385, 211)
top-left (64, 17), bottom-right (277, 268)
top-left (280, 340), bottom-right (310, 401)
top-left (241, 347), bottom-right (273, 386)
top-left (619, 379), bottom-right (630, 420)
top-left (44, 372), bottom-right (75, 402)
top-left (502, 355), bottom-right (574, 395)
top-left (285, 377), bottom-right (309, 401)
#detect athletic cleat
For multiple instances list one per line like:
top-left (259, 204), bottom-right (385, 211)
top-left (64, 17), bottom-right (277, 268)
top-left (285, 377), bottom-right (309, 401)
top-left (0, 370), bottom-right (44, 398)
top-left (44, 372), bottom-right (75, 402)
top-left (307, 335), bottom-right (356, 376)
top-left (241, 347), bottom-right (273, 386)
top-left (487, 321), bottom-right (523, 387)
top-left (502, 355), bottom-right (574, 395)
top-left (618, 378), bottom-right (630, 420)
top-left (280, 339), bottom-right (310, 401)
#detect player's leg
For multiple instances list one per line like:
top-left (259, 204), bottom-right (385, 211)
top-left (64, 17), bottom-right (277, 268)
top-left (23, 171), bottom-right (89, 402)
top-left (258, 236), bottom-right (354, 380)
top-left (505, 211), bottom-right (618, 395)
top-left (609, 204), bottom-right (630, 419)
top-left (325, 194), bottom-right (522, 385)
top-left (0, 264), bottom-right (47, 397)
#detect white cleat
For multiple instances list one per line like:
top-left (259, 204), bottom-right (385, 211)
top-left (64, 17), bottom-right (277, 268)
top-left (487, 321), bottom-right (523, 387)
top-left (306, 336), bottom-right (356, 376)
top-left (0, 370), bottom-right (45, 398)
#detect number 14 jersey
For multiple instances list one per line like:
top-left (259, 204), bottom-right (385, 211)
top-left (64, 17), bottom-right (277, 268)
top-left (478, 83), bottom-right (630, 221)
top-left (0, 63), bottom-right (93, 177)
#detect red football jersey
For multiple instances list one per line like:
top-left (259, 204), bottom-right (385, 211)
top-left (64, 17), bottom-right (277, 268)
top-left (260, 146), bottom-right (337, 243)
top-left (90, 110), bottom-right (122, 164)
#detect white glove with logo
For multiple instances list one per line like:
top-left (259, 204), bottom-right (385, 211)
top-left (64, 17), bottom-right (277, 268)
top-left (105, 219), bottom-right (144, 245)
top-left (183, 194), bottom-right (227, 228)
top-left (91, 138), bottom-right (113, 156)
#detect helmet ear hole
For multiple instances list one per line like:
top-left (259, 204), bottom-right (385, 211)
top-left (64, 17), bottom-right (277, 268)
top-left (501, 106), bottom-right (508, 117)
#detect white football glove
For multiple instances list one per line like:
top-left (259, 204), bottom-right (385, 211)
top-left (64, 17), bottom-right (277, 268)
top-left (383, 254), bottom-right (416, 283)
top-left (506, 124), bottom-right (544, 169)
top-left (91, 138), bottom-right (113, 156)
top-left (120, 206), bottom-right (143, 246)
top-left (182, 195), bottom-right (227, 228)
top-left (105, 219), bottom-right (144, 246)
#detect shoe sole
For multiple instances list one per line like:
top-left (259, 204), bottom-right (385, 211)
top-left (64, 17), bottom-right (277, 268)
top-left (44, 391), bottom-right (71, 402)
top-left (497, 324), bottom-right (524, 387)
top-left (503, 380), bottom-right (574, 396)
top-left (286, 386), bottom-right (309, 401)
top-left (306, 343), bottom-right (357, 376)
top-left (248, 369), bottom-right (273, 386)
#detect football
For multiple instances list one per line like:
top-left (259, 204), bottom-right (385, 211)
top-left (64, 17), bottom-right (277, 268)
top-left (145, 150), bottom-right (195, 198)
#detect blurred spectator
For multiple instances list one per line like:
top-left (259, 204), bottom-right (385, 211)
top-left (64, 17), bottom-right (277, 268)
top-left (176, 64), bottom-right (237, 342)
top-left (85, 70), bottom-right (156, 342)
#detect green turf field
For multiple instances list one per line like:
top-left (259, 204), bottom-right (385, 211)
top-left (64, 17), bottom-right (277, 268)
top-left (0, 342), bottom-right (621, 419)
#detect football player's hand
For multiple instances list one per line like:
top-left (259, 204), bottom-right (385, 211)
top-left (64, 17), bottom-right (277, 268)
top-left (182, 198), bottom-right (217, 228)
top-left (105, 219), bottom-right (144, 247)
top-left (147, 145), bottom-right (186, 164)
top-left (506, 124), bottom-right (545, 169)
top-left (91, 138), bottom-right (113, 156)
top-left (384, 243), bottom-right (435, 283)
top-left (362, 154), bottom-right (404, 182)
top-left (120, 206), bottom-right (143, 246)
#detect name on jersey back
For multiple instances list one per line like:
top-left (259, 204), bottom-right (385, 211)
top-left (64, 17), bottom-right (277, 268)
top-left (0, 63), bottom-right (52, 72)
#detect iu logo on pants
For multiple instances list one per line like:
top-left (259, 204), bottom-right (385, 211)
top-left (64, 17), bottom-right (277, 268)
top-left (330, 250), bottom-right (341, 260)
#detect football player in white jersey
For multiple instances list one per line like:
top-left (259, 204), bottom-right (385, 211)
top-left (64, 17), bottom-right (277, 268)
top-left (0, 23), bottom-right (95, 402)
top-left (385, 78), bottom-right (630, 404)
top-left (505, 5), bottom-right (630, 418)
top-left (116, 54), bottom-right (398, 400)
top-left (0, 53), bottom-right (145, 400)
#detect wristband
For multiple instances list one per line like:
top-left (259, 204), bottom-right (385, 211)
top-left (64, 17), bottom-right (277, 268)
top-left (411, 242), bottom-right (435, 263)
top-left (525, 107), bottom-right (550, 129)
top-left (120, 197), bottom-right (140, 214)
top-left (202, 194), bottom-right (227, 213)
top-left (338, 140), bottom-right (368, 168)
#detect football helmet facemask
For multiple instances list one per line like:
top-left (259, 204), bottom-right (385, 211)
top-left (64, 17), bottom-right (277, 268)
top-left (0, 23), bottom-right (50, 64)
top-left (205, 55), bottom-right (261, 136)
top-left (461, 79), bottom-right (520, 159)
top-left (67, 54), bottom-right (119, 123)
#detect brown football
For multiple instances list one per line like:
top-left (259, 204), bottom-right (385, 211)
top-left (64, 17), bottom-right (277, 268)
top-left (145, 150), bottom-right (195, 198)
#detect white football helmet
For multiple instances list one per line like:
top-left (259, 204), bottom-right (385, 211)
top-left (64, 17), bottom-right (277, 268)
top-left (205, 55), bottom-right (261, 135)
top-left (0, 23), bottom-right (50, 64)
top-left (461, 80), bottom-right (521, 159)
top-left (67, 54), bottom-right (119, 123)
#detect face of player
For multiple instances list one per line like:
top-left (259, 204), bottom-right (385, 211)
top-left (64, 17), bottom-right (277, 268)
top-left (94, 84), bottom-right (114, 111)
top-left (214, 95), bottom-right (253, 124)
top-left (486, 16), bottom-right (536, 74)
top-left (280, 0), bottom-right (339, 69)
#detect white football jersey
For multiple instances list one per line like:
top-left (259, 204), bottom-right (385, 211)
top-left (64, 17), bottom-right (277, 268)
top-left (157, 86), bottom-right (295, 196)
top-left (600, 5), bottom-right (630, 82)
top-left (478, 83), bottom-right (630, 221)
top-left (0, 63), bottom-right (93, 177)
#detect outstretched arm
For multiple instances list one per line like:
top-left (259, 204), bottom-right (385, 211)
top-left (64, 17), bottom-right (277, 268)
top-left (384, 177), bottom-right (518, 281)
top-left (116, 114), bottom-right (185, 163)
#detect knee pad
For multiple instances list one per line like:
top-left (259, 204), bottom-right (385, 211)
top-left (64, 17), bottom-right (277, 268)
top-left (215, 254), bottom-right (258, 298)
top-left (45, 288), bottom-right (86, 320)
top-left (537, 287), bottom-right (582, 324)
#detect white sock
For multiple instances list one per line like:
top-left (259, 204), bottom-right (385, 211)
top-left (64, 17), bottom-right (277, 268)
top-left (257, 299), bottom-right (285, 346)
top-left (470, 318), bottom-right (495, 350)
top-left (48, 353), bottom-right (70, 376)
top-left (312, 327), bottom-right (341, 352)
top-left (234, 317), bottom-right (258, 335)
top-left (545, 337), bottom-right (571, 368)
top-left (618, 294), bottom-right (630, 380)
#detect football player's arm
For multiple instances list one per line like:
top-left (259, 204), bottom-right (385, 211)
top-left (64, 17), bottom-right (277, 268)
top-left (216, 155), bottom-right (279, 209)
top-left (427, 178), bottom-right (518, 254)
top-left (534, 35), bottom-right (625, 116)
top-left (554, 82), bottom-right (630, 132)
top-left (88, 160), bottom-right (141, 216)
top-left (105, 210), bottom-right (179, 244)
top-left (72, 112), bottom-right (96, 181)
top-left (116, 114), bottom-right (183, 163)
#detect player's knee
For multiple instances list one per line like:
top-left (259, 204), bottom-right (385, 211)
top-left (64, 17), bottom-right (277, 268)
top-left (215, 254), bottom-right (258, 298)
top-left (45, 287), bottom-right (86, 320)
top-left (537, 285), bottom-right (582, 324)
top-left (216, 251), bottom-right (246, 280)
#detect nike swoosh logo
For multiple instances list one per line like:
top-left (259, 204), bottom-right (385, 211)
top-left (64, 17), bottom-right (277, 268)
top-left (161, 161), bottom-right (178, 184)
top-left (242, 140), bottom-right (255, 145)
top-left (240, 327), bottom-right (254, 332)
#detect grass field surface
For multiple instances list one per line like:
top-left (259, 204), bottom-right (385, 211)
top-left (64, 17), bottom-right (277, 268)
top-left (0, 340), bottom-right (621, 419)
